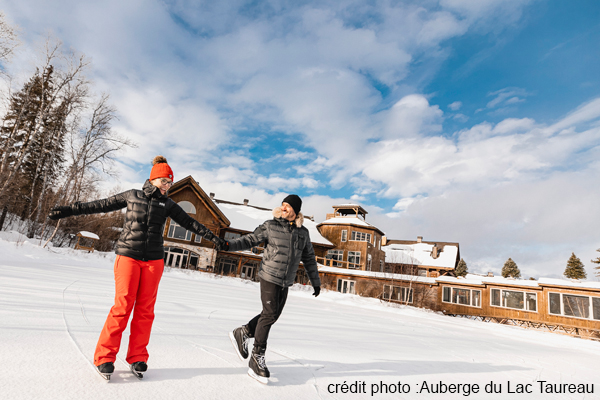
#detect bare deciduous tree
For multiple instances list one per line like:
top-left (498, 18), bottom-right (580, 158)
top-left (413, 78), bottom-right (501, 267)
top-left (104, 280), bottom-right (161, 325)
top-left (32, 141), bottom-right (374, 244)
top-left (43, 93), bottom-right (135, 247)
top-left (0, 11), bottom-right (20, 74)
top-left (0, 36), bottom-right (89, 202)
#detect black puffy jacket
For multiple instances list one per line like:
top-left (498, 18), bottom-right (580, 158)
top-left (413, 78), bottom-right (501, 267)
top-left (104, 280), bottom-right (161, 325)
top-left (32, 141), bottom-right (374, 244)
top-left (69, 180), bottom-right (217, 261)
top-left (228, 211), bottom-right (320, 288)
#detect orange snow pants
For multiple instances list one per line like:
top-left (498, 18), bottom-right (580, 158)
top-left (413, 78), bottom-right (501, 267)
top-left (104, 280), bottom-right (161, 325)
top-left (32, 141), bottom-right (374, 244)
top-left (94, 255), bottom-right (164, 366)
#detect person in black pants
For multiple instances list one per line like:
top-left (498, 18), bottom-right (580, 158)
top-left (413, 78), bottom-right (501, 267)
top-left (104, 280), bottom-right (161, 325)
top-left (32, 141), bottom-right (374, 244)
top-left (225, 195), bottom-right (321, 382)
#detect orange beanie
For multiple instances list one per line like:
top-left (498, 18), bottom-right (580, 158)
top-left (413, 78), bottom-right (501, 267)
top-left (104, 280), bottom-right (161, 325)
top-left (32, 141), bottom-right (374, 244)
top-left (149, 155), bottom-right (174, 181)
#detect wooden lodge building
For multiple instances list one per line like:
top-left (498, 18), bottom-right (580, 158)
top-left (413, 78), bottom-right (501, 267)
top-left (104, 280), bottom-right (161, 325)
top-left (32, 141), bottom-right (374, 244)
top-left (161, 176), bottom-right (600, 340)
top-left (164, 176), bottom-right (334, 282)
top-left (317, 204), bottom-right (386, 272)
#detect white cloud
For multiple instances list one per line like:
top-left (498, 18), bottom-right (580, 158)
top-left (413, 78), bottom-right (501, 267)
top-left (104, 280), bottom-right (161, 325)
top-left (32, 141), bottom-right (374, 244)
top-left (453, 113), bottom-right (469, 122)
top-left (448, 101), bottom-right (463, 111)
top-left (486, 87), bottom-right (530, 109)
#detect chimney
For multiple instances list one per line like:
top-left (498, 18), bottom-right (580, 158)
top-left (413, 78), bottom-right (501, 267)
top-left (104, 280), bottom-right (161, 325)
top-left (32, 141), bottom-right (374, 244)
top-left (243, 199), bottom-right (249, 206)
top-left (431, 244), bottom-right (439, 259)
top-left (417, 236), bottom-right (423, 243)
top-left (487, 272), bottom-right (494, 277)
top-left (209, 193), bottom-right (215, 199)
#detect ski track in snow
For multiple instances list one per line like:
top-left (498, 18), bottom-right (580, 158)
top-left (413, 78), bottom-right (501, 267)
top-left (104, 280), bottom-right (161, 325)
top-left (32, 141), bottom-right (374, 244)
top-left (1, 235), bottom-right (599, 399)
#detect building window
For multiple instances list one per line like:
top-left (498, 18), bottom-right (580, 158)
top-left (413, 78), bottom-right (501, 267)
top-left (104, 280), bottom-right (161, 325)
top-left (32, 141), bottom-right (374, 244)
top-left (341, 230), bottom-right (347, 242)
top-left (337, 279), bottom-right (356, 294)
top-left (351, 231), bottom-right (371, 242)
top-left (348, 251), bottom-right (361, 268)
top-left (178, 201), bottom-right (196, 214)
top-left (224, 231), bottom-right (241, 241)
top-left (326, 250), bottom-right (344, 267)
top-left (548, 292), bottom-right (600, 320)
top-left (164, 247), bottom-right (200, 270)
top-left (442, 286), bottom-right (481, 308)
top-left (217, 257), bottom-right (238, 275)
top-left (383, 285), bottom-right (413, 303)
top-left (490, 288), bottom-right (537, 312)
top-left (167, 220), bottom-right (192, 241)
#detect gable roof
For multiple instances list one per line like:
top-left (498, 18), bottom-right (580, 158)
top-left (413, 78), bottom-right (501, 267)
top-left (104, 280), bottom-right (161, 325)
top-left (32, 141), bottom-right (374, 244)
top-left (168, 176), bottom-right (230, 227)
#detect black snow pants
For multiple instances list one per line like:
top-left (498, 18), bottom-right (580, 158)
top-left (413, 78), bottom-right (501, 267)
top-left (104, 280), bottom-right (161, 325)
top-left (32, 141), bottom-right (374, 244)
top-left (246, 278), bottom-right (289, 349)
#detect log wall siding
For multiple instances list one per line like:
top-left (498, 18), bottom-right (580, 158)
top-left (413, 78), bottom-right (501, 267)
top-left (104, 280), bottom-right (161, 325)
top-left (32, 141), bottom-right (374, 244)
top-left (165, 189), bottom-right (221, 248)
top-left (318, 224), bottom-right (385, 271)
top-left (319, 269), bottom-right (600, 332)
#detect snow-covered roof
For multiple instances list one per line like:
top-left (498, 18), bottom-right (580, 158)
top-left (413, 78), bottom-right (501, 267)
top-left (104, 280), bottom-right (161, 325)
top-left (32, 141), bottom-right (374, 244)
top-left (317, 265), bottom-right (438, 284)
top-left (216, 203), bottom-right (333, 246)
top-left (538, 278), bottom-right (600, 290)
top-left (436, 274), bottom-right (600, 290)
top-left (436, 274), bottom-right (540, 288)
top-left (383, 242), bottom-right (458, 269)
top-left (318, 216), bottom-right (374, 228)
top-left (77, 231), bottom-right (99, 240)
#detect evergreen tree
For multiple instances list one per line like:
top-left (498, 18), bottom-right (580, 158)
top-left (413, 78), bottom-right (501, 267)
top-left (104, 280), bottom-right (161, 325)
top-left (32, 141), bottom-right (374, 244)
top-left (501, 258), bottom-right (521, 278)
top-left (0, 66), bottom-right (68, 235)
top-left (455, 258), bottom-right (468, 277)
top-left (592, 249), bottom-right (600, 278)
top-left (564, 253), bottom-right (586, 280)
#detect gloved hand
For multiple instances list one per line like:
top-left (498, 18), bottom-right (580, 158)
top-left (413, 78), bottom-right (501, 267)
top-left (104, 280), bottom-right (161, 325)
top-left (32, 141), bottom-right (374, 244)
top-left (219, 239), bottom-right (230, 251)
top-left (48, 206), bottom-right (73, 220)
top-left (312, 286), bottom-right (321, 297)
top-left (211, 236), bottom-right (229, 251)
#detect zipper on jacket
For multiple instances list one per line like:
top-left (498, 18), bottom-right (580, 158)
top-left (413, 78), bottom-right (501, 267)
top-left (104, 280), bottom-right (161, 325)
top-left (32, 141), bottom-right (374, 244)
top-left (143, 195), bottom-right (151, 261)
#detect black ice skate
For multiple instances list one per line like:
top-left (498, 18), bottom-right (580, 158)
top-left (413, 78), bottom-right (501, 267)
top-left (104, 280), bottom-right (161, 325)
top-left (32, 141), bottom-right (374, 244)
top-left (96, 362), bottom-right (114, 381)
top-left (229, 325), bottom-right (251, 360)
top-left (248, 346), bottom-right (269, 384)
top-left (130, 361), bottom-right (147, 379)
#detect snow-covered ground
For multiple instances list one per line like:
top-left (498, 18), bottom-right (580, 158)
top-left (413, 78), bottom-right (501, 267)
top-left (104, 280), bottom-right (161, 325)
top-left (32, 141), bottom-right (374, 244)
top-left (1, 231), bottom-right (599, 400)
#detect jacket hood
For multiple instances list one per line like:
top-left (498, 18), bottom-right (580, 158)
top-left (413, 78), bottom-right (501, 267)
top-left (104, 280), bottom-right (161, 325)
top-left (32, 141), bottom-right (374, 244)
top-left (272, 206), bottom-right (304, 227)
top-left (143, 179), bottom-right (167, 199)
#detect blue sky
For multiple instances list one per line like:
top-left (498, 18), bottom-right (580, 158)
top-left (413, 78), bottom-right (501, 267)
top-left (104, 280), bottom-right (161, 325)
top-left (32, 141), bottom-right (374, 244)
top-left (2, 0), bottom-right (600, 279)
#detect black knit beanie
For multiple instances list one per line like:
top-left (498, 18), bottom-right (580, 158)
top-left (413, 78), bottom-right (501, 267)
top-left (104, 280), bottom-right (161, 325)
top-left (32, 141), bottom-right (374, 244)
top-left (282, 194), bottom-right (302, 216)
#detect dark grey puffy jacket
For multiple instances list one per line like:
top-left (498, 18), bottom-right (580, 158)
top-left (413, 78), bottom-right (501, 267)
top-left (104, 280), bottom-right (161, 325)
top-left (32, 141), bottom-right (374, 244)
top-left (228, 216), bottom-right (321, 288)
top-left (69, 180), bottom-right (217, 261)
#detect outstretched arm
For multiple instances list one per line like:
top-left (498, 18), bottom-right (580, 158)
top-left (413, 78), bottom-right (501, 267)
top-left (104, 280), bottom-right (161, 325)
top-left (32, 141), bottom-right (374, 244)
top-left (226, 223), bottom-right (269, 252)
top-left (48, 192), bottom-right (129, 220)
top-left (168, 202), bottom-right (222, 246)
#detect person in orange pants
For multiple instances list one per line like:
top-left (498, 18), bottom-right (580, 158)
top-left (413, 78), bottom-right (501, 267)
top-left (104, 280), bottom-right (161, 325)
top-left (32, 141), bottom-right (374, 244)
top-left (49, 156), bottom-right (226, 379)
top-left (94, 255), bottom-right (164, 367)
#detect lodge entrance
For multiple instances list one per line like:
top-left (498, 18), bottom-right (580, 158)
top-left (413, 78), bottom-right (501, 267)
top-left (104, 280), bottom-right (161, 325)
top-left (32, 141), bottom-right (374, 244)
top-left (164, 247), bottom-right (201, 270)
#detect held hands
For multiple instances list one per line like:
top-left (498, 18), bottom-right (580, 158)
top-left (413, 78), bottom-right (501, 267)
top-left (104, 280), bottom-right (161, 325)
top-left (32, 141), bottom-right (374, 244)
top-left (219, 238), bottom-right (230, 251)
top-left (312, 286), bottom-right (321, 297)
top-left (48, 206), bottom-right (73, 220)
top-left (210, 236), bottom-right (229, 251)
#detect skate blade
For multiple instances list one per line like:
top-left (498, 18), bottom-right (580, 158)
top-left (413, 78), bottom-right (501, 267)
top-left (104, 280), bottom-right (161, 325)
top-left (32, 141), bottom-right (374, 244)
top-left (129, 365), bottom-right (144, 380)
top-left (96, 369), bottom-right (112, 381)
top-left (132, 372), bottom-right (144, 380)
top-left (248, 368), bottom-right (268, 384)
top-left (229, 332), bottom-right (247, 361)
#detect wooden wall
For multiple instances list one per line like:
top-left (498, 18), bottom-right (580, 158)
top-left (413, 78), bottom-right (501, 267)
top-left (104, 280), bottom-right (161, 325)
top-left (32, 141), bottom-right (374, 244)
top-left (318, 224), bottom-right (385, 271)
top-left (167, 189), bottom-right (221, 248)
